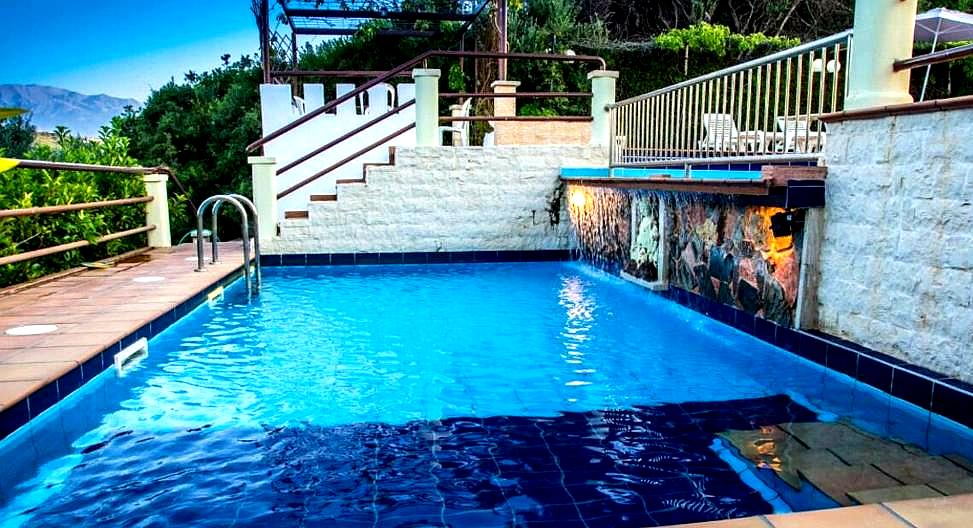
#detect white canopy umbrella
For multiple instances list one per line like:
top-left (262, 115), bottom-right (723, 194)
top-left (915, 7), bottom-right (973, 100)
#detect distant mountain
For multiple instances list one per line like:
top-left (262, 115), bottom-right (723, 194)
top-left (0, 84), bottom-right (140, 137)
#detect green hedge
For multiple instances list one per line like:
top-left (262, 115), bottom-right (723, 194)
top-left (0, 131), bottom-right (149, 287)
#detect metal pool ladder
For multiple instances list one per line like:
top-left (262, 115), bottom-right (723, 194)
top-left (195, 194), bottom-right (261, 295)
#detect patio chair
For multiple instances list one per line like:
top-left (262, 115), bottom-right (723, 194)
top-left (364, 83), bottom-right (395, 115)
top-left (292, 96), bottom-right (307, 116)
top-left (699, 114), bottom-right (768, 153)
top-left (335, 83), bottom-right (364, 116)
top-left (439, 98), bottom-right (472, 146)
top-left (774, 117), bottom-right (826, 153)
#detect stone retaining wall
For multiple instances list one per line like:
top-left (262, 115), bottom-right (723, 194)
top-left (818, 109), bottom-right (973, 383)
top-left (268, 146), bottom-right (607, 254)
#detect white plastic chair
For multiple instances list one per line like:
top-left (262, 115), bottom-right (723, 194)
top-left (775, 117), bottom-right (826, 153)
top-left (364, 83), bottom-right (395, 115)
top-left (292, 96), bottom-right (307, 116)
top-left (335, 83), bottom-right (364, 116)
top-left (438, 98), bottom-right (472, 146)
top-left (699, 114), bottom-right (767, 153)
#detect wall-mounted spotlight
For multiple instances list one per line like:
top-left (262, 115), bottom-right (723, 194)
top-left (770, 210), bottom-right (805, 238)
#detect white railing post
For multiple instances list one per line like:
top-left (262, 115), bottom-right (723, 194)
top-left (588, 70), bottom-right (619, 147)
top-left (142, 173), bottom-right (171, 248)
top-left (845, 0), bottom-right (918, 110)
top-left (412, 68), bottom-right (441, 146)
top-left (248, 156), bottom-right (277, 244)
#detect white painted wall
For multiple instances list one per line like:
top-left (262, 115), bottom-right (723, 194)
top-left (267, 146), bottom-right (607, 254)
top-left (258, 82), bottom-right (417, 219)
top-left (818, 109), bottom-right (973, 382)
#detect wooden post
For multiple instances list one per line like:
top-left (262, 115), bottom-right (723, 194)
top-left (260, 0), bottom-right (271, 83)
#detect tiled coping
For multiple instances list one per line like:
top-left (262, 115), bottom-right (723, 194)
top-left (660, 286), bottom-right (973, 431)
top-left (260, 249), bottom-right (573, 266)
top-left (0, 244), bottom-right (248, 441)
top-left (661, 493), bottom-right (973, 527)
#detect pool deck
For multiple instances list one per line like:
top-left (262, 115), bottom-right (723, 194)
top-left (0, 243), bottom-right (246, 417)
top-left (662, 493), bottom-right (973, 527)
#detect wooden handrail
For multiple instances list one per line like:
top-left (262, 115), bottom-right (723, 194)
top-left (0, 196), bottom-right (153, 219)
top-left (440, 92), bottom-right (592, 98)
top-left (246, 50), bottom-right (606, 153)
top-left (277, 100), bottom-right (416, 176)
top-left (439, 116), bottom-right (593, 122)
top-left (277, 123), bottom-right (416, 200)
top-left (0, 225), bottom-right (156, 266)
top-left (14, 160), bottom-right (170, 175)
top-left (894, 42), bottom-right (973, 71)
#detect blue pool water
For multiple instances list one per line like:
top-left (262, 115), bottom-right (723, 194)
top-left (1, 262), bottom-right (971, 527)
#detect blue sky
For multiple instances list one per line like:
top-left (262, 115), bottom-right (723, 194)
top-left (0, 1), bottom-right (259, 101)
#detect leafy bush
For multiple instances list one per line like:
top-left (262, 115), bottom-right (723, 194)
top-left (0, 129), bottom-right (147, 287)
top-left (0, 114), bottom-right (36, 159)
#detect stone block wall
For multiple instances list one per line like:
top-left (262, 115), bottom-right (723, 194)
top-left (818, 109), bottom-right (973, 382)
top-left (268, 146), bottom-right (607, 254)
top-left (493, 121), bottom-right (591, 146)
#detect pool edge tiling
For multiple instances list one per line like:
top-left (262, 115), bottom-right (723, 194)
top-left (0, 243), bottom-right (249, 441)
top-left (657, 285), bottom-right (973, 432)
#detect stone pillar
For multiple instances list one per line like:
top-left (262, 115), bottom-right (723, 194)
top-left (248, 156), bottom-right (277, 244)
top-left (448, 104), bottom-right (465, 146)
top-left (588, 70), bottom-right (619, 147)
top-left (142, 173), bottom-right (171, 248)
top-left (412, 68), bottom-right (441, 146)
top-left (845, 0), bottom-right (918, 110)
top-left (491, 80), bottom-right (521, 118)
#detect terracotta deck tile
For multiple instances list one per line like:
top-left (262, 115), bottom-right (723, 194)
top-left (0, 243), bottom-right (245, 411)
top-left (5, 346), bottom-right (103, 365)
top-left (0, 380), bottom-right (42, 408)
top-left (764, 504), bottom-right (909, 527)
top-left (0, 361), bottom-right (77, 382)
top-left (883, 493), bottom-right (973, 527)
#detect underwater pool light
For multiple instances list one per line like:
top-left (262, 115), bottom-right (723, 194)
top-left (569, 190), bottom-right (587, 208)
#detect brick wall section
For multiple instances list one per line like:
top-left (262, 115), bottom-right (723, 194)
top-left (268, 146), bottom-right (607, 254)
top-left (493, 121), bottom-right (591, 145)
top-left (818, 109), bottom-right (973, 382)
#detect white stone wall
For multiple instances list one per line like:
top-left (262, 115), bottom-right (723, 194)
top-left (818, 109), bottom-right (973, 382)
top-left (268, 146), bottom-right (607, 254)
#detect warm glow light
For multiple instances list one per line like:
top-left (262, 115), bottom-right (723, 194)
top-left (569, 190), bottom-right (587, 208)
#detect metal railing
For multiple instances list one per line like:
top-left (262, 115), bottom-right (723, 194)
top-left (0, 161), bottom-right (161, 267)
top-left (608, 30), bottom-right (853, 168)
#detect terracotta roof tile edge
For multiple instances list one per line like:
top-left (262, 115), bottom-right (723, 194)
top-left (820, 95), bottom-right (973, 123)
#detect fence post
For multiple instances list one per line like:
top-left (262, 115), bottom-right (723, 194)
top-left (412, 68), bottom-right (441, 146)
top-left (845, 0), bottom-right (918, 109)
top-left (588, 70), bottom-right (619, 147)
top-left (491, 80), bottom-right (520, 117)
top-left (249, 156), bottom-right (277, 244)
top-left (142, 173), bottom-right (171, 248)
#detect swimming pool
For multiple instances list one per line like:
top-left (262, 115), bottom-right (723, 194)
top-left (1, 262), bottom-right (971, 527)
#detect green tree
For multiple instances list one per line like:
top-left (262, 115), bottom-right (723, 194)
top-left (0, 114), bottom-right (36, 159)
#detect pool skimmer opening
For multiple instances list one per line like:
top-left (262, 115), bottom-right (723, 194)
top-left (5, 324), bottom-right (58, 336)
top-left (115, 338), bottom-right (149, 376)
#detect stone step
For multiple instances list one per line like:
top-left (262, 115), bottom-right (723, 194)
top-left (847, 484), bottom-right (943, 505)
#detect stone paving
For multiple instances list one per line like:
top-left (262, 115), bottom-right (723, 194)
top-left (0, 243), bottom-right (246, 413)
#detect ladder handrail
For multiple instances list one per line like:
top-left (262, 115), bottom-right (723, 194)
top-left (195, 195), bottom-right (260, 296)
top-left (212, 194), bottom-right (262, 287)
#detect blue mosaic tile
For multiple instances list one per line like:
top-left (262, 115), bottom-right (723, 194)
top-left (891, 369), bottom-right (934, 409)
top-left (427, 252), bottom-right (451, 263)
top-left (355, 252), bottom-right (381, 265)
top-left (306, 253), bottom-right (330, 265)
top-left (280, 253), bottom-right (306, 266)
top-left (57, 366), bottom-right (84, 399)
top-left (826, 344), bottom-right (858, 378)
top-left (932, 383), bottom-right (973, 429)
top-left (28, 381), bottom-right (59, 419)
top-left (857, 354), bottom-right (894, 392)
top-left (331, 253), bottom-right (355, 265)
top-left (80, 353), bottom-right (104, 382)
top-left (449, 251), bottom-right (479, 263)
top-left (402, 252), bottom-right (428, 264)
top-left (379, 253), bottom-right (405, 265)
top-left (795, 332), bottom-right (826, 365)
top-left (0, 399), bottom-right (29, 440)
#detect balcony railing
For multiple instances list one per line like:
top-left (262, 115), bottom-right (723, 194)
top-left (608, 30), bottom-right (853, 168)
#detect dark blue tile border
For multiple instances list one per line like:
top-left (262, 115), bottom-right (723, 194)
top-left (261, 250), bottom-right (573, 266)
top-left (662, 286), bottom-right (973, 429)
top-left (0, 267), bottom-right (246, 443)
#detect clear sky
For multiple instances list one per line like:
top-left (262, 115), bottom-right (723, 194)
top-left (0, 1), bottom-right (260, 101)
